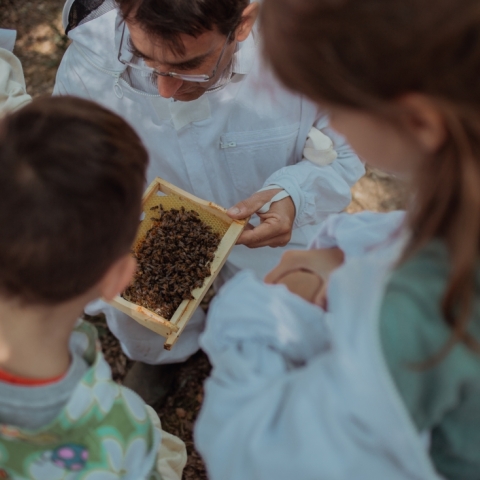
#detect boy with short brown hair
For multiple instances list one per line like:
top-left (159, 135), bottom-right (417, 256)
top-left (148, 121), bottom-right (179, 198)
top-left (0, 96), bottom-right (186, 480)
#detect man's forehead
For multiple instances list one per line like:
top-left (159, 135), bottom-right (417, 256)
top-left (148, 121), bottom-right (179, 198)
top-left (127, 22), bottom-right (222, 64)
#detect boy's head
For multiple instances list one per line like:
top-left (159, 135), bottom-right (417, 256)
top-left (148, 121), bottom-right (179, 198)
top-left (0, 96), bottom-right (148, 306)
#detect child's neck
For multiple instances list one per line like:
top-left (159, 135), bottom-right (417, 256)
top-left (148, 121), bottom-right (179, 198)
top-left (0, 295), bottom-right (89, 380)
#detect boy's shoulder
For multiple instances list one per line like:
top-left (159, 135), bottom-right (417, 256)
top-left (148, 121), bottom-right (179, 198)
top-left (0, 320), bottom-right (160, 480)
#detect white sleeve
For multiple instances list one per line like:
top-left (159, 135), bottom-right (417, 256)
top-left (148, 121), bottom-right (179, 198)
top-left (309, 210), bottom-right (407, 257)
top-left (0, 30), bottom-right (31, 115)
top-left (195, 271), bottom-right (336, 480)
top-left (263, 110), bottom-right (365, 228)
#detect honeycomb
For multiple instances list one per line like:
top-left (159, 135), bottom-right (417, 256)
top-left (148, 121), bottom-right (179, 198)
top-left (134, 186), bottom-right (230, 253)
top-left (114, 179), bottom-right (244, 343)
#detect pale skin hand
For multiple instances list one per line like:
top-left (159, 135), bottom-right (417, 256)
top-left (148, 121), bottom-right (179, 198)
top-left (265, 248), bottom-right (345, 307)
top-left (227, 188), bottom-right (296, 248)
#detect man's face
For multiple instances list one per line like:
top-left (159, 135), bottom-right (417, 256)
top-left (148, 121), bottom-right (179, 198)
top-left (127, 21), bottom-right (238, 102)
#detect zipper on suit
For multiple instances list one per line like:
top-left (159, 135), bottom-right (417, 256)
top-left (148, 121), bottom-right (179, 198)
top-left (220, 141), bottom-right (237, 149)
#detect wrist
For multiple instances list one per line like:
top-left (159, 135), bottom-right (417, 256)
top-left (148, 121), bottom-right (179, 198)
top-left (263, 176), bottom-right (303, 225)
top-left (256, 185), bottom-right (290, 214)
top-left (275, 268), bottom-right (324, 303)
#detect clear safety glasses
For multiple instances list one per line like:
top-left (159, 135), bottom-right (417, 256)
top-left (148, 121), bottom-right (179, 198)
top-left (117, 23), bottom-right (232, 83)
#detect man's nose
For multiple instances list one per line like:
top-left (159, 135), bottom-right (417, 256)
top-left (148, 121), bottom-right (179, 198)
top-left (157, 76), bottom-right (184, 98)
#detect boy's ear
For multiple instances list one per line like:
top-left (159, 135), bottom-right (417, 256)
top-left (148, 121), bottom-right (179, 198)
top-left (396, 93), bottom-right (447, 154)
top-left (98, 254), bottom-right (137, 302)
top-left (235, 2), bottom-right (260, 42)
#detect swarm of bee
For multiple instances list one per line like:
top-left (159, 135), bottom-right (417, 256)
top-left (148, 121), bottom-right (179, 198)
top-left (123, 205), bottom-right (221, 319)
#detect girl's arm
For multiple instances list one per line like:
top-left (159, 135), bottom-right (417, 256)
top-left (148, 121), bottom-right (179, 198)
top-left (265, 247), bottom-right (344, 306)
top-left (195, 262), bottom-right (442, 480)
top-left (195, 271), bottom-right (332, 480)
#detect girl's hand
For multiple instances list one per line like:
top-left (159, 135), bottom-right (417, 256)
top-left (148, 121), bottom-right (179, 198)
top-left (274, 269), bottom-right (325, 305)
top-left (265, 248), bottom-right (345, 307)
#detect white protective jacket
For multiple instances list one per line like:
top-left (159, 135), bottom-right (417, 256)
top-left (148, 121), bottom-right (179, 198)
top-left (53, 0), bottom-right (364, 276)
top-left (53, 0), bottom-right (364, 363)
top-left (195, 211), bottom-right (444, 480)
top-left (0, 29), bottom-right (31, 114)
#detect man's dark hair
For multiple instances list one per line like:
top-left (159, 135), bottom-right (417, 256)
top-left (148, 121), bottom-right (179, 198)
top-left (0, 96), bottom-right (148, 305)
top-left (116, 0), bottom-right (249, 54)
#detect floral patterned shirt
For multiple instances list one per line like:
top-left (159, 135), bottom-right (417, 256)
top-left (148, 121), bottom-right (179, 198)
top-left (0, 321), bottom-right (162, 480)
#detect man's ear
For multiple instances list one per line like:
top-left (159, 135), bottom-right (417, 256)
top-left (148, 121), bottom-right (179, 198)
top-left (98, 254), bottom-right (137, 302)
top-left (235, 2), bottom-right (260, 42)
top-left (396, 93), bottom-right (447, 154)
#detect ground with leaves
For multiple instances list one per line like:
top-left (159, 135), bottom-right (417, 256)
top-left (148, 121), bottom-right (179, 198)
top-left (1, 2), bottom-right (407, 478)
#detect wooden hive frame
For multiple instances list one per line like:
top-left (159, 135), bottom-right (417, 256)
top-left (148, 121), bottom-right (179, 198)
top-left (109, 177), bottom-right (247, 350)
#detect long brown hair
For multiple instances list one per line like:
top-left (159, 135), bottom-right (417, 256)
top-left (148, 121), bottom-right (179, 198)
top-left (261, 0), bottom-right (480, 359)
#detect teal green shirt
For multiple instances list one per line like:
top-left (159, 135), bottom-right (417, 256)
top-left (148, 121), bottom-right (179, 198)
top-left (380, 241), bottom-right (480, 480)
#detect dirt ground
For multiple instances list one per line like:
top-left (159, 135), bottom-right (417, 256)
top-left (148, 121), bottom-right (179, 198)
top-left (1, 2), bottom-right (408, 478)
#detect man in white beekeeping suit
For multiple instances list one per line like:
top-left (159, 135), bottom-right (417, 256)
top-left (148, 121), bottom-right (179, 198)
top-left (54, 0), bottom-right (365, 405)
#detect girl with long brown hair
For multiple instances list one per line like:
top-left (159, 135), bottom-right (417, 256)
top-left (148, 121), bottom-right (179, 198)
top-left (195, 0), bottom-right (480, 479)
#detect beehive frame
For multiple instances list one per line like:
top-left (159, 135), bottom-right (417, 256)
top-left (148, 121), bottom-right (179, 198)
top-left (110, 177), bottom-right (247, 349)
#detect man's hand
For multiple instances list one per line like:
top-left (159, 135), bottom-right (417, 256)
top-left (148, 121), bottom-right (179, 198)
top-left (227, 189), bottom-right (296, 248)
top-left (265, 248), bottom-right (345, 307)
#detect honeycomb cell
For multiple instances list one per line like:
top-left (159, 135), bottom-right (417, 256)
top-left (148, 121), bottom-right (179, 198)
top-left (135, 188), bottom-right (230, 251)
